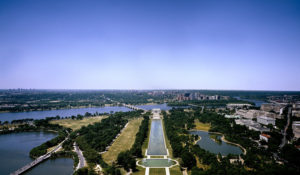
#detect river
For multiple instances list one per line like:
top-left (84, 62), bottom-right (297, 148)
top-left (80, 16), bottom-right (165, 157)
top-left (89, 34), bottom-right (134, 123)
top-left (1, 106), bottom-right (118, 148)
top-left (0, 132), bottom-right (73, 175)
top-left (0, 106), bottom-right (132, 122)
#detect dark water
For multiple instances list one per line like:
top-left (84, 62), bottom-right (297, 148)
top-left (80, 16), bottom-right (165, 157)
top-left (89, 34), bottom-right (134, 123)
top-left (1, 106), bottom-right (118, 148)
top-left (190, 131), bottom-right (243, 156)
top-left (25, 158), bottom-right (73, 175)
top-left (0, 132), bottom-right (58, 175)
top-left (234, 96), bottom-right (267, 107)
top-left (147, 119), bottom-right (167, 155)
top-left (136, 103), bottom-right (172, 111)
top-left (0, 106), bottom-right (132, 122)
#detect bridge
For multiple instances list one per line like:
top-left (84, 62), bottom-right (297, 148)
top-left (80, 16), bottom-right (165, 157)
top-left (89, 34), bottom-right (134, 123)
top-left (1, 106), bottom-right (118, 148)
top-left (122, 103), bottom-right (146, 111)
top-left (11, 139), bottom-right (66, 175)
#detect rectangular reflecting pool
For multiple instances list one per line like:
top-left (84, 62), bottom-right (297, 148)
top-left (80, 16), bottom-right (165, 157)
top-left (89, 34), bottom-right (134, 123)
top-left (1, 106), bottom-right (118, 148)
top-left (147, 119), bottom-right (167, 155)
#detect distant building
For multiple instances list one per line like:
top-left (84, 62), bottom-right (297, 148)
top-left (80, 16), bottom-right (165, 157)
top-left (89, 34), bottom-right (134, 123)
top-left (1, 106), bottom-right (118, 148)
top-left (257, 116), bottom-right (276, 126)
top-left (261, 104), bottom-right (285, 114)
top-left (292, 121), bottom-right (300, 138)
top-left (235, 119), bottom-right (270, 132)
top-left (227, 104), bottom-right (252, 108)
top-left (260, 133), bottom-right (271, 142)
top-left (225, 114), bottom-right (241, 119)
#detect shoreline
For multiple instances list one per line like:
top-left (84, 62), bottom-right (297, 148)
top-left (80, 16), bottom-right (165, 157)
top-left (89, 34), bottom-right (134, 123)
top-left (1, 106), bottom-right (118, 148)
top-left (190, 129), bottom-right (246, 155)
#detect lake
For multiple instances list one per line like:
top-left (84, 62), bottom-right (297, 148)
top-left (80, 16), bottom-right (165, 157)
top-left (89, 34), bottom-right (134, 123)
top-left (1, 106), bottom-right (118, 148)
top-left (0, 132), bottom-right (74, 175)
top-left (190, 130), bottom-right (243, 156)
top-left (0, 106), bottom-right (132, 122)
top-left (147, 119), bottom-right (168, 155)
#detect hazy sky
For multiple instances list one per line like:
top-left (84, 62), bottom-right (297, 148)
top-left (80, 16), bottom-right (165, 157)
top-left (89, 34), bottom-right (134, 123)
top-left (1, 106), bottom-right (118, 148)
top-left (1, 0), bottom-right (300, 90)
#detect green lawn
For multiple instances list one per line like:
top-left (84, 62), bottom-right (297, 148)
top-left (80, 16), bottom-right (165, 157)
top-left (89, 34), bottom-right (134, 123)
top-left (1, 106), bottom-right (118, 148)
top-left (193, 119), bottom-right (211, 131)
top-left (50, 116), bottom-right (107, 130)
top-left (102, 117), bottom-right (143, 165)
top-left (149, 168), bottom-right (166, 175)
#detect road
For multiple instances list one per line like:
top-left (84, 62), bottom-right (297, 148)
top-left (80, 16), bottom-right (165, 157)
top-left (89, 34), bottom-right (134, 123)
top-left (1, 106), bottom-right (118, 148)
top-left (279, 107), bottom-right (291, 148)
top-left (74, 142), bottom-right (86, 170)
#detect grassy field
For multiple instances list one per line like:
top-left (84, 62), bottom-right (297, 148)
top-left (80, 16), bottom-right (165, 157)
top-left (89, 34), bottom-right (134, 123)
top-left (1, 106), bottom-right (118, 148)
top-left (50, 116), bottom-right (107, 131)
top-left (193, 119), bottom-right (211, 131)
top-left (170, 166), bottom-right (182, 175)
top-left (149, 168), bottom-right (166, 175)
top-left (102, 117), bottom-right (143, 165)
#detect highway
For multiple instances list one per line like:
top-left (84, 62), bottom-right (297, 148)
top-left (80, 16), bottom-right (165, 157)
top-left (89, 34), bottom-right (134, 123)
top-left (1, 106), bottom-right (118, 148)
top-left (279, 107), bottom-right (292, 148)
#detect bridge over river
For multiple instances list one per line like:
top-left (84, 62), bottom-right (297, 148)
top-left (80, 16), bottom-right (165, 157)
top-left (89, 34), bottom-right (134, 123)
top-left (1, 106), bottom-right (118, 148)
top-left (11, 138), bottom-right (66, 175)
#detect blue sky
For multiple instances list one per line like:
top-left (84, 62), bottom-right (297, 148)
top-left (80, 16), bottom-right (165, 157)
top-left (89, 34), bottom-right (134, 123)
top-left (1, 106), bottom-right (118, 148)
top-left (0, 0), bottom-right (300, 90)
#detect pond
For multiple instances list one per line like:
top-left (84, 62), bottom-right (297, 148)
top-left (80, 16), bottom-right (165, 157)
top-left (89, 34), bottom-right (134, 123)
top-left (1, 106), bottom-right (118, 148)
top-left (147, 119), bottom-right (168, 155)
top-left (190, 130), bottom-right (243, 156)
top-left (0, 106), bottom-right (132, 122)
top-left (138, 159), bottom-right (176, 168)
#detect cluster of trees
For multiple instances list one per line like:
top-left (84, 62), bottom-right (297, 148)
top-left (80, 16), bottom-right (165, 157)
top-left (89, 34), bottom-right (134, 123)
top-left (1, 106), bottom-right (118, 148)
top-left (116, 114), bottom-right (150, 171)
top-left (74, 111), bottom-right (142, 175)
top-left (165, 108), bottom-right (300, 175)
top-left (30, 130), bottom-right (68, 158)
top-left (163, 109), bottom-right (196, 169)
top-left (0, 89), bottom-right (109, 112)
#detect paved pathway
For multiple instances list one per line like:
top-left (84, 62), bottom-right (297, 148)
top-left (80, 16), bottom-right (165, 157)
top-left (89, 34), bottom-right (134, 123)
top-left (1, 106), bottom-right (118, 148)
top-left (280, 107), bottom-right (291, 148)
top-left (74, 142), bottom-right (86, 170)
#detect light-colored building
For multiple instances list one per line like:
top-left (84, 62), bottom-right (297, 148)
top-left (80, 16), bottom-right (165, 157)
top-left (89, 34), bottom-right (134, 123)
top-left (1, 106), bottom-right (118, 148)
top-left (235, 119), bottom-right (270, 132)
top-left (292, 121), bottom-right (300, 138)
top-left (225, 114), bottom-right (241, 119)
top-left (257, 116), bottom-right (276, 126)
top-left (260, 133), bottom-right (271, 142)
top-left (152, 108), bottom-right (161, 119)
top-left (227, 104), bottom-right (252, 108)
top-left (261, 104), bottom-right (285, 114)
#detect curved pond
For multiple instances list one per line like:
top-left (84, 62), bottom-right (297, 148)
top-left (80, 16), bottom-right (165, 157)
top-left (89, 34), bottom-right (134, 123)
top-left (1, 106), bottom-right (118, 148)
top-left (0, 106), bottom-right (132, 122)
top-left (190, 131), bottom-right (243, 156)
top-left (0, 132), bottom-right (58, 174)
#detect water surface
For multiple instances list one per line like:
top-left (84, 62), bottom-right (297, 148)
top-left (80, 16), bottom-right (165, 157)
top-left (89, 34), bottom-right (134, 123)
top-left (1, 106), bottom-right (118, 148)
top-left (190, 131), bottom-right (243, 156)
top-left (0, 106), bottom-right (132, 122)
top-left (25, 158), bottom-right (74, 175)
top-left (0, 132), bottom-right (57, 174)
top-left (147, 119), bottom-right (167, 155)
top-left (136, 103), bottom-right (172, 111)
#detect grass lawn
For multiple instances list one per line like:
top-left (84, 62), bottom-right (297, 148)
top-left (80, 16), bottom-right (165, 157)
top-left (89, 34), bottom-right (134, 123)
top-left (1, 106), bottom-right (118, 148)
top-left (50, 116), bottom-right (107, 131)
top-left (102, 117), bottom-right (143, 165)
top-left (170, 166), bottom-right (182, 175)
top-left (149, 168), bottom-right (166, 175)
top-left (193, 119), bottom-right (211, 131)
top-left (132, 166), bottom-right (145, 175)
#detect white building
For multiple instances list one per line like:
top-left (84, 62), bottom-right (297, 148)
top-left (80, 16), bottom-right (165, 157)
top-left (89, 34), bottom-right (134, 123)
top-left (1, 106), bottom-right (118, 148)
top-left (292, 121), bottom-right (300, 138)
top-left (257, 116), bottom-right (275, 126)
top-left (225, 114), bottom-right (241, 119)
top-left (260, 133), bottom-right (271, 142)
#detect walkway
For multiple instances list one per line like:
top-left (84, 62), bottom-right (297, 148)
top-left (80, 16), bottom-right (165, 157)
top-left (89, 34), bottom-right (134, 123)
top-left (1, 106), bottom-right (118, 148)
top-left (74, 142), bottom-right (86, 170)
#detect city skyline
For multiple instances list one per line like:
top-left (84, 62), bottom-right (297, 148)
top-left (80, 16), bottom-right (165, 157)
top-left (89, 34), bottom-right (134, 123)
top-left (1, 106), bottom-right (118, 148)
top-left (1, 0), bottom-right (300, 90)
